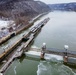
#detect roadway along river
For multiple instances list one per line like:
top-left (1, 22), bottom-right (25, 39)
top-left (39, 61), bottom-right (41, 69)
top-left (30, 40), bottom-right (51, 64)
top-left (5, 11), bottom-right (76, 75)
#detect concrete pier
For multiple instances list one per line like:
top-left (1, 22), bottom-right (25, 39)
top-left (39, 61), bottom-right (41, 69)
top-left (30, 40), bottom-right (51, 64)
top-left (40, 43), bottom-right (46, 59)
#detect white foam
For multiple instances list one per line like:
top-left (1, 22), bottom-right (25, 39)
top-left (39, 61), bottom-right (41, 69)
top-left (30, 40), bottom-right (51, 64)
top-left (25, 51), bottom-right (41, 58)
top-left (14, 66), bottom-right (17, 75)
top-left (0, 73), bottom-right (3, 75)
top-left (37, 62), bottom-right (47, 75)
top-left (26, 51), bottom-right (41, 56)
top-left (31, 45), bottom-right (39, 49)
top-left (0, 20), bottom-right (14, 29)
top-left (26, 51), bottom-right (63, 61)
top-left (44, 54), bottom-right (63, 61)
top-left (37, 61), bottom-right (76, 75)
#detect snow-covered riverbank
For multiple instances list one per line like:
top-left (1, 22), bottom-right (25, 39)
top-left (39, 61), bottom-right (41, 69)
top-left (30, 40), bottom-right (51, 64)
top-left (0, 20), bottom-right (15, 38)
top-left (0, 20), bottom-right (14, 29)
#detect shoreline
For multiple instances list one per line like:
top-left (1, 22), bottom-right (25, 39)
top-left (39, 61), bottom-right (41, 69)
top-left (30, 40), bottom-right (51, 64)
top-left (0, 17), bottom-right (50, 75)
top-left (0, 12), bottom-right (48, 45)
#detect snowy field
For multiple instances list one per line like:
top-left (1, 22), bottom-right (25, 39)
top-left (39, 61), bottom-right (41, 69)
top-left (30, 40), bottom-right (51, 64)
top-left (0, 20), bottom-right (14, 38)
top-left (0, 20), bottom-right (14, 29)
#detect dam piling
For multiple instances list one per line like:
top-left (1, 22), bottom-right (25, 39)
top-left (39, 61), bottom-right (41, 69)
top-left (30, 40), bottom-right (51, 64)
top-left (40, 43), bottom-right (46, 60)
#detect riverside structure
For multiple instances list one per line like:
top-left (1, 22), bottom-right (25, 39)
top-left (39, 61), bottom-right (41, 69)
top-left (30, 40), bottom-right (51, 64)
top-left (0, 17), bottom-right (50, 75)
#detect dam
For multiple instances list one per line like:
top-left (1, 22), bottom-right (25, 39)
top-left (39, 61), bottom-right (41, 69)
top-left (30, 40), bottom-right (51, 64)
top-left (0, 12), bottom-right (76, 75)
top-left (0, 17), bottom-right (50, 74)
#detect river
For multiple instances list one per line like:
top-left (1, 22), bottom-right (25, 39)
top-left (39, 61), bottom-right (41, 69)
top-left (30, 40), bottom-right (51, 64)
top-left (33, 11), bottom-right (76, 50)
top-left (5, 11), bottom-right (76, 75)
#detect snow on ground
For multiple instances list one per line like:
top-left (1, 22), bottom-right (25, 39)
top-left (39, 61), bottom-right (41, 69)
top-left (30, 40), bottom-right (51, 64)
top-left (0, 20), bottom-right (15, 38)
top-left (0, 20), bottom-right (14, 29)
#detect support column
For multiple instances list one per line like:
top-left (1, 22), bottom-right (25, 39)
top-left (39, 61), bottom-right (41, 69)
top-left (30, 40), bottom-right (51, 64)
top-left (40, 43), bottom-right (46, 59)
top-left (63, 45), bottom-right (69, 63)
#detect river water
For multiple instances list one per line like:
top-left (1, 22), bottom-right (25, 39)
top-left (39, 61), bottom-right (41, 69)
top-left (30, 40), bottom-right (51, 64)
top-left (33, 11), bottom-right (76, 50)
top-left (5, 11), bottom-right (76, 75)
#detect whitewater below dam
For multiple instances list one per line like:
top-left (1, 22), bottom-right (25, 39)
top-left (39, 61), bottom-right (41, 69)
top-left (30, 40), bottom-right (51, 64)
top-left (5, 11), bottom-right (76, 75)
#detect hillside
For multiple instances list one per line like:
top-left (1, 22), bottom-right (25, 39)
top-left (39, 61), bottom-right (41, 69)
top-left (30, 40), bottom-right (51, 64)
top-left (0, 0), bottom-right (50, 25)
top-left (48, 2), bottom-right (76, 11)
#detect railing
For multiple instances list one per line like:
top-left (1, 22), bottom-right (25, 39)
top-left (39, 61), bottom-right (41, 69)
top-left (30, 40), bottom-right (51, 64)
top-left (41, 43), bottom-right (76, 58)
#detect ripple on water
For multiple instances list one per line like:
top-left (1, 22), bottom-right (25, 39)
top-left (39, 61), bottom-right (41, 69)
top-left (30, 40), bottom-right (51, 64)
top-left (37, 61), bottom-right (76, 75)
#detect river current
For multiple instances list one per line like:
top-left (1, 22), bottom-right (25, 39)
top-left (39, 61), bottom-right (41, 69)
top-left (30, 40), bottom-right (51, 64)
top-left (5, 11), bottom-right (76, 75)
